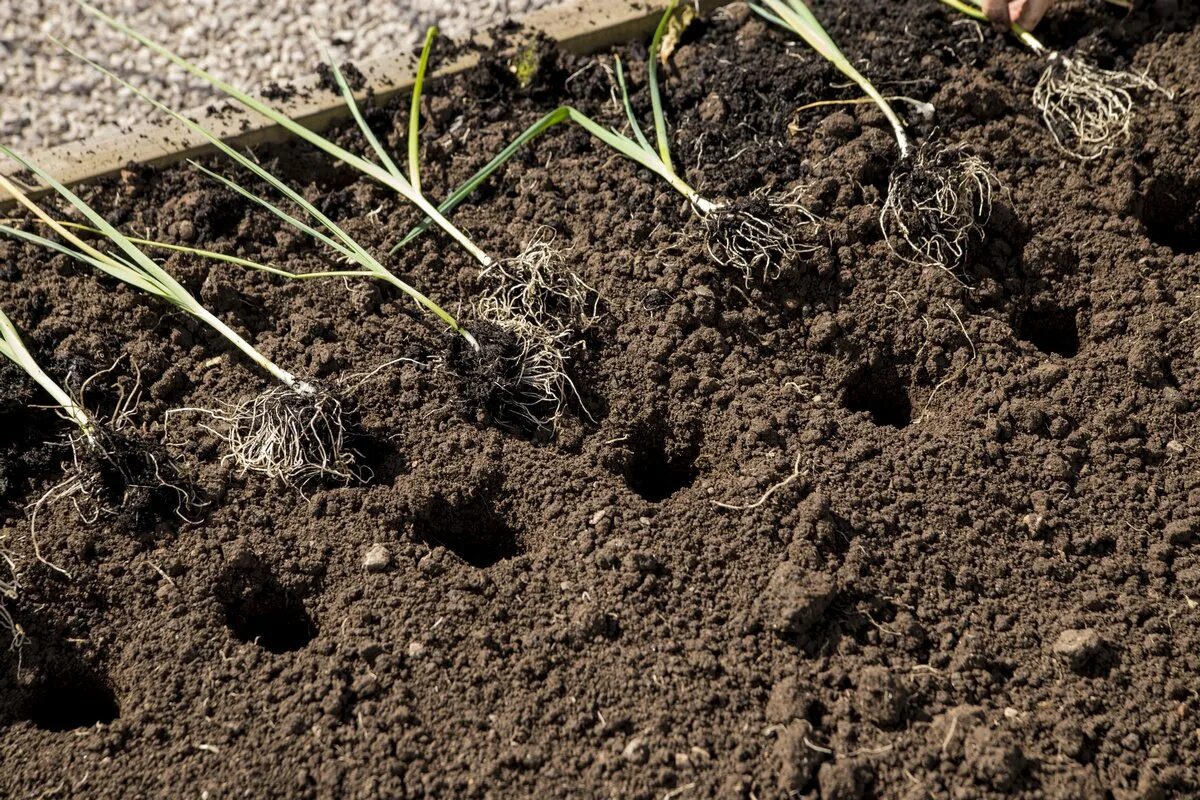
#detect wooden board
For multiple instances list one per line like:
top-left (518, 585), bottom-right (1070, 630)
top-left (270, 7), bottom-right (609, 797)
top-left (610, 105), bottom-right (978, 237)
top-left (1, 0), bottom-right (731, 204)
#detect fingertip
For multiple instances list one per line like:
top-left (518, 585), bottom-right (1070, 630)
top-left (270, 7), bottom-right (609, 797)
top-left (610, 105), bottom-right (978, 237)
top-left (980, 0), bottom-right (1012, 31)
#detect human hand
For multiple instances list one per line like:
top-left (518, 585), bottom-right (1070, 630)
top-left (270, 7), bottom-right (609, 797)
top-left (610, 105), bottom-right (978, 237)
top-left (981, 0), bottom-right (1055, 31)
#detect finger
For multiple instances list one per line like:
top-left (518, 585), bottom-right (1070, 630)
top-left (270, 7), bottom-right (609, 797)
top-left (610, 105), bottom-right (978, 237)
top-left (1015, 0), bottom-right (1054, 30)
top-left (981, 0), bottom-right (1012, 30)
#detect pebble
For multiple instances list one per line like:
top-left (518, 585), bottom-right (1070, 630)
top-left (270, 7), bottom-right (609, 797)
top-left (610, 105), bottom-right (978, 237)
top-left (362, 543), bottom-right (392, 573)
top-left (620, 736), bottom-right (649, 764)
top-left (1, 0), bottom-right (558, 151)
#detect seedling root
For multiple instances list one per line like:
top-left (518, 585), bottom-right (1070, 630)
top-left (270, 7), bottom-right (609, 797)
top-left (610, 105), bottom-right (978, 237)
top-left (211, 383), bottom-right (358, 486)
top-left (881, 141), bottom-right (1000, 271)
top-left (1033, 53), bottom-right (1164, 160)
top-left (29, 366), bottom-right (195, 556)
top-left (700, 188), bottom-right (820, 283)
top-left (453, 230), bottom-right (597, 431)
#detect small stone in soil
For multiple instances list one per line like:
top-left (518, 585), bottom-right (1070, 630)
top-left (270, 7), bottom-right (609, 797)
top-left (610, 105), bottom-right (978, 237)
top-left (1051, 628), bottom-right (1105, 671)
top-left (621, 736), bottom-right (649, 764)
top-left (362, 544), bottom-right (391, 573)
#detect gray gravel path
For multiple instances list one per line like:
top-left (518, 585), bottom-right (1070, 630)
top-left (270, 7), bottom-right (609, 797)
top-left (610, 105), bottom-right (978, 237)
top-left (1, 0), bottom-right (558, 153)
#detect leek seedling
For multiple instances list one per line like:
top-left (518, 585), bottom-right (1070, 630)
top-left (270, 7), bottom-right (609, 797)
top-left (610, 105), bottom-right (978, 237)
top-left (0, 148), bottom-right (354, 486)
top-left (936, 0), bottom-right (1165, 160)
top-left (75, 8), bottom-right (593, 431)
top-left (395, 1), bottom-right (819, 283)
top-left (751, 0), bottom-right (1000, 271)
top-left (0, 303), bottom-right (191, 538)
top-left (328, 28), bottom-right (597, 429)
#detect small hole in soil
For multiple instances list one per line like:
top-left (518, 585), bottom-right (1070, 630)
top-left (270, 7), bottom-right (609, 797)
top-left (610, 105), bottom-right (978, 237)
top-left (1017, 304), bottom-right (1080, 358)
top-left (1139, 174), bottom-right (1200, 254)
top-left (419, 497), bottom-right (522, 568)
top-left (23, 669), bottom-right (119, 731)
top-left (625, 440), bottom-right (698, 502)
top-left (219, 556), bottom-right (316, 654)
top-left (843, 362), bottom-right (912, 428)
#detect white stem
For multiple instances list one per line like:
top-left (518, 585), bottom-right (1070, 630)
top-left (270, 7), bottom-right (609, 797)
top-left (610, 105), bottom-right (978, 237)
top-left (190, 306), bottom-right (299, 389)
top-left (366, 163), bottom-right (493, 268)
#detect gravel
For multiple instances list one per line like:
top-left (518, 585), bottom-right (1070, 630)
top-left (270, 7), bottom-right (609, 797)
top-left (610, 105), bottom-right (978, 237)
top-left (1, 0), bottom-right (559, 153)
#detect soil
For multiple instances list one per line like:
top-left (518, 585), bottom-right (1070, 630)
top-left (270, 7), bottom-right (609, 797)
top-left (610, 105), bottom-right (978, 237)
top-left (2, 1), bottom-right (1200, 797)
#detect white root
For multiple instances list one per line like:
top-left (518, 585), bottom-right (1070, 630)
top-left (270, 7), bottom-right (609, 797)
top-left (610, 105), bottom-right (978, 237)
top-left (29, 365), bottom-right (193, 564)
top-left (712, 451), bottom-right (806, 511)
top-left (699, 187), bottom-right (821, 283)
top-left (473, 296), bottom-right (584, 430)
top-left (0, 548), bottom-right (21, 651)
top-left (1033, 52), bottom-right (1165, 161)
top-left (187, 382), bottom-right (357, 486)
top-left (482, 229), bottom-right (601, 331)
top-left (880, 141), bottom-right (1000, 271)
top-left (473, 229), bottom-right (598, 429)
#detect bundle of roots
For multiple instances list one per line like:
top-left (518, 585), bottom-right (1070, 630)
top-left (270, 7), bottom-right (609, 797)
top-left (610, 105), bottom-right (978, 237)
top-left (481, 232), bottom-right (600, 331)
top-left (454, 233), bottom-right (597, 431)
top-left (209, 383), bottom-right (358, 486)
top-left (700, 188), bottom-right (820, 283)
top-left (32, 420), bottom-right (195, 534)
top-left (1033, 53), bottom-right (1164, 161)
top-left (880, 141), bottom-right (1001, 271)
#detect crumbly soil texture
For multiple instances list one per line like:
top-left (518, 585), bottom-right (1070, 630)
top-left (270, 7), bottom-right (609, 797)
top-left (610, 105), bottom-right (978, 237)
top-left (2, 1), bottom-right (1199, 797)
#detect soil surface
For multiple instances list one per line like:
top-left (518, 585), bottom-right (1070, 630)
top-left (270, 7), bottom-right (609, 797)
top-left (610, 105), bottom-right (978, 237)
top-left (2, 1), bottom-right (1200, 797)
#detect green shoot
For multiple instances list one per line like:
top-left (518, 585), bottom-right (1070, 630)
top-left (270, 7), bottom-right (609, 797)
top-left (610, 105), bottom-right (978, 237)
top-left (0, 217), bottom-right (374, 281)
top-left (79, 0), bottom-right (493, 267)
top-left (0, 147), bottom-right (300, 389)
top-left (752, 0), bottom-right (999, 270)
top-left (0, 147), bottom-right (355, 485)
top-left (935, 0), bottom-right (1166, 160)
top-left (323, 26), bottom-right (598, 429)
top-left (69, 17), bottom-right (591, 429)
top-left (0, 307), bottom-right (93, 436)
top-left (57, 37), bottom-right (478, 352)
top-left (752, 0), bottom-right (911, 156)
top-left (409, 26), bottom-right (437, 195)
top-left (395, 1), bottom-right (817, 282)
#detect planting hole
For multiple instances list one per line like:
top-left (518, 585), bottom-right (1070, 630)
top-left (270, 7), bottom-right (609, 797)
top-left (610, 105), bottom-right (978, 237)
top-left (419, 497), bottom-right (522, 568)
top-left (1018, 304), bottom-right (1080, 358)
top-left (843, 362), bottom-right (912, 428)
top-left (23, 669), bottom-right (119, 732)
top-left (220, 556), bottom-right (316, 654)
top-left (1139, 174), bottom-right (1200, 254)
top-left (625, 440), bottom-right (698, 502)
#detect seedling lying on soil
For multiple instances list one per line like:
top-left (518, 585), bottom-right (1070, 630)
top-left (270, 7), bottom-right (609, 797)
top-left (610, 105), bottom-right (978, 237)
top-left (80, 3), bottom-right (596, 431)
top-left (326, 28), bottom-right (598, 429)
top-left (936, 0), bottom-right (1166, 160)
top-left (752, 0), bottom-right (1000, 270)
top-left (396, 1), bottom-right (820, 283)
top-left (0, 148), bottom-right (354, 486)
top-left (0, 302), bottom-right (190, 556)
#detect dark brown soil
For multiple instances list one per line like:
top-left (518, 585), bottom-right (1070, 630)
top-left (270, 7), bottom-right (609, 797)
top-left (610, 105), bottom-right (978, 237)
top-left (2, 1), bottom-right (1199, 797)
